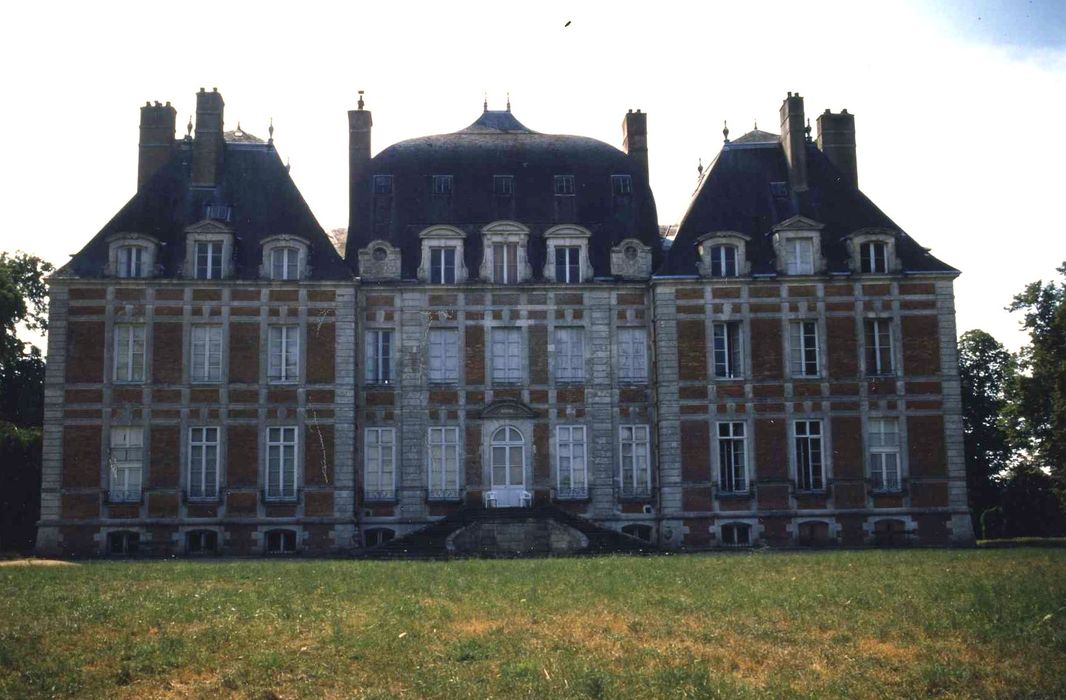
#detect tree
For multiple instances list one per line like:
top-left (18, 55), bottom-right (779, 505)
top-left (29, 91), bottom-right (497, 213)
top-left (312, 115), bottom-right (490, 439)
top-left (957, 329), bottom-right (1013, 536)
top-left (1000, 465), bottom-right (1066, 537)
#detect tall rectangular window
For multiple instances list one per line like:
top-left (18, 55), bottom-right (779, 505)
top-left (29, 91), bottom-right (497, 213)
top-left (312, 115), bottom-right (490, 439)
top-left (364, 427), bottom-right (396, 501)
top-left (195, 241), bottom-right (224, 279)
top-left (113, 324), bottom-right (145, 383)
top-left (492, 242), bottom-right (519, 283)
top-left (431, 174), bottom-right (453, 195)
top-left (794, 420), bottom-right (824, 491)
top-left (428, 427), bottom-right (460, 500)
top-left (554, 327), bottom-right (584, 382)
top-left (190, 325), bottom-right (222, 382)
top-left (620, 425), bottom-right (651, 497)
top-left (618, 328), bottom-right (648, 382)
top-left (786, 238), bottom-right (814, 275)
top-left (865, 318), bottom-right (894, 375)
top-left (268, 325), bottom-right (299, 383)
top-left (373, 174), bottom-right (393, 194)
top-left (555, 246), bottom-right (581, 283)
top-left (266, 426), bottom-right (297, 501)
top-left (861, 241), bottom-right (889, 273)
top-left (117, 245), bottom-right (145, 278)
top-left (556, 425), bottom-right (587, 499)
top-left (188, 427), bottom-right (219, 500)
top-left (491, 328), bottom-right (522, 383)
top-left (713, 321), bottom-right (743, 379)
top-left (611, 174), bottom-right (632, 195)
top-left (109, 427), bottom-right (143, 503)
top-left (493, 175), bottom-right (514, 195)
top-left (365, 329), bottom-right (393, 384)
top-left (271, 247), bottom-right (300, 280)
top-left (430, 247), bottom-right (456, 284)
top-left (428, 329), bottom-right (459, 383)
top-left (717, 422), bottom-right (748, 493)
top-left (869, 418), bottom-right (901, 491)
top-left (553, 174), bottom-right (575, 195)
top-left (709, 245), bottom-right (738, 277)
top-left (790, 320), bottom-right (820, 377)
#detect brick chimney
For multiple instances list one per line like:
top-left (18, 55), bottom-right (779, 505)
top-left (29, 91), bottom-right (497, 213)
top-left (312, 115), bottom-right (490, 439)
top-left (816, 109), bottom-right (858, 188)
top-left (137, 101), bottom-right (176, 190)
top-left (622, 109), bottom-right (649, 181)
top-left (347, 92), bottom-right (373, 241)
top-left (779, 92), bottom-right (808, 192)
top-left (191, 88), bottom-right (225, 188)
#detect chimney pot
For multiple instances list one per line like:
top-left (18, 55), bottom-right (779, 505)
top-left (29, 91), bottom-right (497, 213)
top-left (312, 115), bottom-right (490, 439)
top-left (816, 108), bottom-right (858, 188)
top-left (622, 109), bottom-right (649, 182)
top-left (780, 92), bottom-right (808, 191)
top-left (138, 98), bottom-right (177, 190)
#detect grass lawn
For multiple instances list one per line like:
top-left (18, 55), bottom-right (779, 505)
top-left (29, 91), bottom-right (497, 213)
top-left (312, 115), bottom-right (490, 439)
top-left (1, 550), bottom-right (1064, 699)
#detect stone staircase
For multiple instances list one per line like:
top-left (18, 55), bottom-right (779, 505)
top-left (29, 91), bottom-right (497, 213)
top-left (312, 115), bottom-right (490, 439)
top-left (358, 505), bottom-right (655, 559)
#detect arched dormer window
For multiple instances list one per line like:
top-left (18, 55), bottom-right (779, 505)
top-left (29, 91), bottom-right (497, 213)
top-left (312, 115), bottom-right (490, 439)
top-left (696, 232), bottom-right (750, 278)
top-left (416, 226), bottom-right (467, 284)
top-left (480, 221), bottom-right (531, 284)
top-left (106, 233), bottom-right (160, 279)
top-left (261, 235), bottom-right (310, 281)
top-left (847, 229), bottom-right (899, 275)
top-left (543, 225), bottom-right (594, 284)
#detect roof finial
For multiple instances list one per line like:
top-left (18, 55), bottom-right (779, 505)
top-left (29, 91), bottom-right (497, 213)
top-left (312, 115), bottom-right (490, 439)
top-left (506, 92), bottom-right (511, 112)
top-left (723, 120), bottom-right (730, 144)
top-left (357, 90), bottom-right (365, 110)
top-left (186, 115), bottom-right (193, 139)
top-left (235, 121), bottom-right (243, 136)
top-left (285, 156), bottom-right (291, 173)
top-left (754, 118), bottom-right (758, 131)
top-left (697, 158), bottom-right (704, 177)
top-left (483, 91), bottom-right (488, 113)
top-left (805, 117), bottom-right (812, 142)
top-left (268, 117), bottom-right (274, 144)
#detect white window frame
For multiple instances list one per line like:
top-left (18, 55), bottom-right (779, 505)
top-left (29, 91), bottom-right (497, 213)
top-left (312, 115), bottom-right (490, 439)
top-left (265, 426), bottom-right (298, 501)
top-left (188, 426), bottom-right (220, 501)
top-left (786, 238), bottom-right (815, 275)
top-left (553, 174), bottom-right (575, 195)
top-left (271, 247), bottom-right (300, 280)
top-left (268, 325), bottom-right (300, 383)
top-left (542, 225), bottom-right (594, 283)
top-left (794, 419), bottom-right (825, 492)
top-left (492, 242), bottom-right (520, 284)
top-left (113, 324), bottom-right (145, 383)
top-left (365, 329), bottom-right (394, 385)
top-left (490, 426), bottom-right (526, 489)
top-left (865, 317), bottom-right (895, 376)
top-left (868, 418), bottom-right (901, 492)
top-left (720, 522), bottom-right (752, 546)
top-left (190, 325), bottom-right (222, 383)
top-left (428, 328), bottom-right (459, 384)
top-left (555, 245), bottom-right (582, 284)
top-left (479, 221), bottom-right (531, 284)
top-left (261, 235), bottom-right (309, 281)
top-left (611, 174), bottom-right (633, 195)
top-left (713, 321), bottom-right (744, 379)
top-left (107, 234), bottom-right (159, 278)
top-left (772, 217), bottom-right (825, 276)
top-left (117, 245), bottom-right (146, 279)
top-left (417, 226), bottom-right (467, 284)
top-left (554, 327), bottom-right (585, 383)
top-left (618, 327), bottom-right (648, 383)
top-left (491, 327), bottom-right (522, 384)
top-left (108, 427), bottom-right (143, 503)
top-left (364, 427), bottom-right (396, 501)
top-left (430, 246), bottom-right (457, 284)
top-left (619, 425), bottom-right (651, 498)
top-left (195, 240), bottom-right (224, 280)
top-left (556, 425), bottom-right (588, 499)
top-left (861, 240), bottom-right (888, 274)
top-left (789, 320), bottom-right (821, 378)
top-left (183, 221), bottom-right (234, 280)
top-left (848, 230), bottom-right (898, 275)
top-left (493, 175), bottom-right (514, 195)
top-left (431, 174), bottom-right (453, 195)
top-left (427, 427), bottom-right (461, 501)
top-left (709, 245), bottom-right (737, 277)
top-left (716, 421), bottom-right (748, 494)
top-left (697, 232), bottom-right (750, 278)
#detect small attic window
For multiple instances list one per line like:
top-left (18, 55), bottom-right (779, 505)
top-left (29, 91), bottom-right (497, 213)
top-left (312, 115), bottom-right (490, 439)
top-left (205, 204), bottom-right (232, 222)
top-left (432, 175), bottom-right (453, 195)
top-left (493, 175), bottom-right (514, 196)
top-left (373, 175), bottom-right (393, 194)
top-left (770, 182), bottom-right (789, 198)
top-left (554, 175), bottom-right (575, 196)
top-left (612, 175), bottom-right (633, 196)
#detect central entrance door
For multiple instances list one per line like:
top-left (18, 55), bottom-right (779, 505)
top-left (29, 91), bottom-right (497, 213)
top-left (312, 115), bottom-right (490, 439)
top-left (490, 426), bottom-right (527, 507)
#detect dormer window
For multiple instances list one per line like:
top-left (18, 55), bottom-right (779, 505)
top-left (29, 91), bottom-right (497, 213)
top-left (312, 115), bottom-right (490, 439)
top-left (697, 232), bottom-right (750, 279)
top-left (183, 220), bottom-right (234, 280)
top-left (117, 245), bottom-right (146, 278)
top-left (847, 229), bottom-right (899, 275)
top-left (555, 246), bottom-right (581, 283)
top-left (771, 216), bottom-right (826, 277)
top-left (417, 226), bottom-right (467, 284)
top-left (430, 247), bottom-right (456, 284)
top-left (107, 234), bottom-right (159, 279)
top-left (261, 235), bottom-right (310, 281)
top-left (204, 204), bottom-right (232, 222)
top-left (543, 225), bottom-right (593, 284)
top-left (373, 175), bottom-right (393, 194)
top-left (493, 175), bottom-right (514, 195)
top-left (432, 175), bottom-right (453, 195)
top-left (196, 241), bottom-right (224, 279)
top-left (480, 221), bottom-right (531, 284)
top-left (271, 247), bottom-right (300, 280)
top-left (554, 175), bottom-right (575, 195)
top-left (612, 174), bottom-right (632, 195)
top-left (861, 241), bottom-right (888, 273)
top-left (493, 243), bottom-right (519, 283)
top-left (785, 238), bottom-right (815, 275)
top-left (709, 245), bottom-right (738, 277)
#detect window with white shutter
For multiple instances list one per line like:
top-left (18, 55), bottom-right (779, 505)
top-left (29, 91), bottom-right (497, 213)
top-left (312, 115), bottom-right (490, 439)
top-left (108, 427), bottom-right (143, 503)
top-left (188, 427), bottom-right (219, 500)
top-left (428, 427), bottom-right (460, 500)
top-left (618, 328), bottom-right (648, 382)
top-left (365, 329), bottom-right (393, 384)
top-left (789, 320), bottom-right (820, 377)
top-left (619, 425), bottom-right (651, 497)
top-left (491, 328), bottom-right (522, 383)
top-left (554, 327), bottom-right (584, 382)
top-left (428, 329), bottom-right (459, 383)
top-left (868, 418), bottom-right (901, 491)
top-left (113, 324), bottom-right (146, 383)
top-left (190, 325), bottom-right (222, 382)
top-left (364, 427), bottom-right (396, 501)
top-left (266, 426), bottom-right (298, 501)
top-left (268, 325), bottom-right (299, 382)
top-left (556, 425), bottom-right (587, 499)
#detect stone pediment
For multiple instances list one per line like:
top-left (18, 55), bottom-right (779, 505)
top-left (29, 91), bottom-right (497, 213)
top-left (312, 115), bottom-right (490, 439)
top-left (480, 399), bottom-right (537, 419)
top-left (480, 220), bottom-right (529, 236)
top-left (184, 219), bottom-right (233, 235)
top-left (845, 227), bottom-right (899, 241)
top-left (771, 215), bottom-right (824, 232)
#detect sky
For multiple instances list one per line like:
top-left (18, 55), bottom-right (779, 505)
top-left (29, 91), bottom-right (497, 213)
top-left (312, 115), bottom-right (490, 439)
top-left (1, 0), bottom-right (1063, 351)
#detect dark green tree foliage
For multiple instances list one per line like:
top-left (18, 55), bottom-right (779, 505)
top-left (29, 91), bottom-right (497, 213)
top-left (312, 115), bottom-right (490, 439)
top-left (1000, 465), bottom-right (1066, 537)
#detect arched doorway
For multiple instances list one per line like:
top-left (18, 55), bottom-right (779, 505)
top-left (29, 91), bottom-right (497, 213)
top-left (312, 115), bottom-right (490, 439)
top-left (490, 425), bottom-right (527, 507)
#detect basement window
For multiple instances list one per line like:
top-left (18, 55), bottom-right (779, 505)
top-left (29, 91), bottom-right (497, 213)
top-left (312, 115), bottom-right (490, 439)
top-left (720, 523), bottom-right (751, 546)
top-left (265, 529), bottom-right (297, 555)
top-left (364, 528), bottom-right (396, 548)
top-left (108, 531), bottom-right (140, 556)
top-left (186, 530), bottom-right (219, 555)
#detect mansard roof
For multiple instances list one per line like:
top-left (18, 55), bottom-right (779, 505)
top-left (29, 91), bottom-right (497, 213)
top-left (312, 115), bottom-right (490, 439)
top-left (63, 142), bottom-right (350, 281)
top-left (662, 140), bottom-right (955, 276)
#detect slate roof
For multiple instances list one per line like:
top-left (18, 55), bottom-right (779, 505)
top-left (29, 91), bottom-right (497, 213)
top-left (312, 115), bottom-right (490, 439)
top-left (661, 136), bottom-right (955, 276)
top-left (63, 141), bottom-right (350, 281)
top-left (346, 110), bottom-right (662, 279)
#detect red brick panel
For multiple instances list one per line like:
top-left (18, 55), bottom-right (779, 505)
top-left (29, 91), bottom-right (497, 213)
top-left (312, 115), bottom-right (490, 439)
top-left (833, 482), bottom-right (866, 508)
top-left (754, 418), bottom-right (787, 479)
top-left (826, 316), bottom-right (858, 379)
top-left (61, 493), bottom-right (100, 519)
top-left (528, 324), bottom-right (548, 385)
top-left (911, 481), bottom-right (949, 507)
top-left (149, 426), bottom-right (180, 488)
top-left (62, 425), bottom-right (101, 488)
top-left (915, 514), bottom-right (949, 544)
top-left (304, 423), bottom-right (335, 486)
top-left (305, 491), bottom-right (335, 516)
top-left (66, 321), bottom-right (105, 383)
top-left (152, 322), bottom-right (183, 384)
top-left (902, 315), bottom-right (941, 375)
top-left (750, 318), bottom-right (782, 380)
top-left (307, 322), bottom-right (336, 384)
top-left (228, 425), bottom-right (259, 487)
top-left (677, 320), bottom-right (707, 382)
top-left (229, 323), bottom-right (260, 384)
top-left (227, 492), bottom-right (257, 516)
top-left (907, 415), bottom-right (946, 478)
top-left (148, 492), bottom-right (179, 517)
top-left (831, 416), bottom-right (863, 478)
top-left (465, 325), bottom-right (485, 385)
top-left (682, 488), bottom-right (713, 512)
top-left (464, 425), bottom-right (482, 487)
top-left (533, 423), bottom-right (549, 485)
top-left (680, 421), bottom-right (710, 482)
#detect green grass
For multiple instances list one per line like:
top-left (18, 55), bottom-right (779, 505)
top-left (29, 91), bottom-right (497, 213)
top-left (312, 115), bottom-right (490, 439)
top-left (1, 550), bottom-right (1065, 699)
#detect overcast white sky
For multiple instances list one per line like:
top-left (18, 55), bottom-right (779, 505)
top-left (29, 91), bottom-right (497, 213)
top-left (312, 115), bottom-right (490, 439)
top-left (1, 0), bottom-right (1063, 350)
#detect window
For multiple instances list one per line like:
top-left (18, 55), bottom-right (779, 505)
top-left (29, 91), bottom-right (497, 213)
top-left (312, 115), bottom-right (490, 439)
top-left (205, 204), bottom-right (232, 222)
top-left (556, 425), bottom-right (588, 499)
top-left (865, 318), bottom-right (894, 375)
top-left (365, 329), bottom-right (393, 384)
top-left (113, 324), bottom-right (145, 383)
top-left (491, 328), bottom-right (522, 383)
top-left (190, 325), bottom-right (222, 382)
top-left (798, 521), bottom-right (832, 546)
top-left (188, 427), bottom-right (219, 500)
top-left (266, 427), bottom-right (298, 501)
top-left (785, 238), bottom-right (815, 275)
top-left (108, 531), bottom-right (140, 556)
top-left (265, 528), bottom-right (297, 554)
top-left (555, 246), bottom-right (582, 283)
top-left (195, 240), bottom-right (224, 279)
top-left (268, 325), bottom-right (299, 382)
top-left (553, 174), bottom-right (575, 195)
top-left (432, 175), bottom-right (453, 195)
top-left (271, 246), bottom-right (300, 280)
top-left (430, 247), bottom-right (457, 284)
top-left (713, 321), bottom-right (743, 379)
top-left (720, 522), bottom-right (751, 546)
top-left (491, 426), bottom-right (525, 489)
top-left (861, 241), bottom-right (889, 273)
top-left (709, 245), bottom-right (737, 277)
top-left (364, 427), bottom-right (396, 501)
top-left (117, 245), bottom-right (146, 278)
top-left (873, 518), bottom-right (908, 546)
top-left (186, 530), bottom-right (218, 555)
top-left (611, 174), bottom-right (632, 195)
top-left (373, 174), bottom-right (393, 194)
top-left (619, 425), bottom-right (651, 497)
top-left (428, 427), bottom-right (460, 500)
top-left (717, 422), bottom-right (748, 493)
top-left (493, 175), bottom-right (514, 195)
top-left (618, 328), bottom-right (648, 382)
top-left (794, 420), bottom-right (825, 491)
top-left (789, 320), bottom-right (820, 377)
top-left (428, 329), bottom-right (459, 383)
top-left (492, 242), bottom-right (519, 283)
top-left (364, 528), bottom-right (396, 547)
top-left (109, 427), bottom-right (143, 503)
top-left (621, 523), bottom-right (653, 542)
top-left (554, 327), bottom-right (584, 382)
top-left (869, 418), bottom-right (901, 491)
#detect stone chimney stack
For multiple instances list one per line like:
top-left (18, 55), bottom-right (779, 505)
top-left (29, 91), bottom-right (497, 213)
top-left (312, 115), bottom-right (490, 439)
top-left (779, 92), bottom-right (808, 192)
top-left (816, 109), bottom-right (858, 188)
top-left (137, 101), bottom-right (177, 190)
top-left (191, 88), bottom-right (225, 188)
top-left (347, 92), bottom-right (373, 238)
top-left (622, 109), bottom-right (649, 182)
